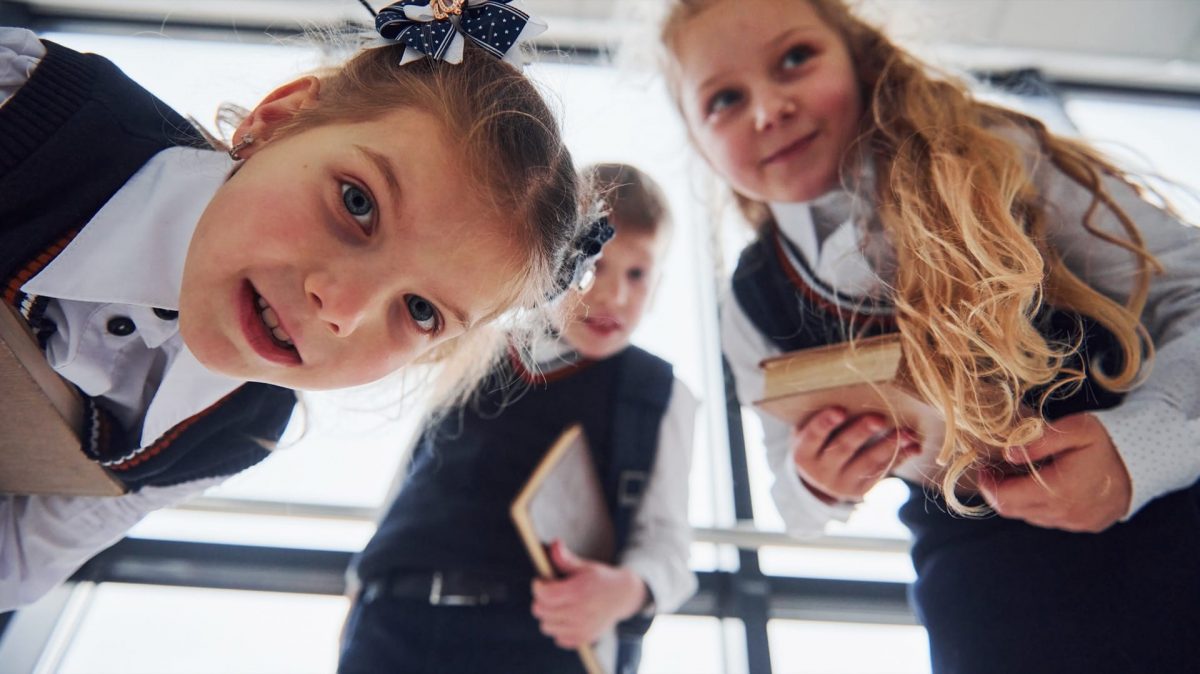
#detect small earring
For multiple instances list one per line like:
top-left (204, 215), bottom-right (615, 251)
top-left (229, 133), bottom-right (254, 161)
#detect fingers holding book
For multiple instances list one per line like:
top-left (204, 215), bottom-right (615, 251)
top-left (790, 406), bottom-right (922, 504)
top-left (531, 539), bottom-right (649, 651)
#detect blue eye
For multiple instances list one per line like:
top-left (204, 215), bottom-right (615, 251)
top-left (405, 295), bottom-right (440, 334)
top-left (706, 89), bottom-right (742, 116)
top-left (341, 183), bottom-right (375, 232)
top-left (781, 45), bottom-right (814, 70)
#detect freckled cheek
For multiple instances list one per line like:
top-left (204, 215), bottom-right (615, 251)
top-left (704, 128), bottom-right (755, 181)
top-left (814, 81), bottom-right (862, 132)
top-left (246, 192), bottom-right (317, 242)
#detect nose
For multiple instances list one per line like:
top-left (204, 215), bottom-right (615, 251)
top-left (590, 273), bottom-right (629, 308)
top-left (305, 270), bottom-right (373, 337)
top-left (754, 91), bottom-right (797, 133)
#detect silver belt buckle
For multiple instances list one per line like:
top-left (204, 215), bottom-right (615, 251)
top-left (429, 571), bottom-right (487, 606)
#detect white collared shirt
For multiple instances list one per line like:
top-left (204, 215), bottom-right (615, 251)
top-left (22, 147), bottom-right (243, 443)
top-left (0, 30), bottom-right (240, 611)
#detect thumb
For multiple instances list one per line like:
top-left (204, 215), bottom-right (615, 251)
top-left (549, 539), bottom-right (586, 576)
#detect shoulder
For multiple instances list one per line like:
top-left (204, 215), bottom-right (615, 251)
top-left (730, 228), bottom-right (775, 284)
top-left (720, 281), bottom-right (777, 358)
top-left (667, 376), bottom-right (698, 416)
top-left (619, 344), bottom-right (673, 377)
top-left (38, 40), bottom-right (203, 149)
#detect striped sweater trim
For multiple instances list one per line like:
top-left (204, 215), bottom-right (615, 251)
top-left (507, 345), bottom-right (594, 385)
top-left (770, 228), bottom-right (896, 326)
top-left (3, 229), bottom-right (79, 313)
top-left (102, 387), bottom-right (241, 471)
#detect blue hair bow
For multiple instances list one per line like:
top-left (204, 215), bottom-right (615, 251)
top-left (375, 0), bottom-right (547, 65)
top-left (556, 216), bottom-right (615, 296)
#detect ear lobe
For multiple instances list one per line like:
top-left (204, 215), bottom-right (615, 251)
top-left (230, 76), bottom-right (321, 159)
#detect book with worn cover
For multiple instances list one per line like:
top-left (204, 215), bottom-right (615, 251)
top-left (510, 424), bottom-right (614, 674)
top-left (0, 304), bottom-right (125, 496)
top-left (754, 333), bottom-right (946, 483)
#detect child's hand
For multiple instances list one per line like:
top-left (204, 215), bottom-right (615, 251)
top-left (978, 413), bottom-right (1131, 533)
top-left (791, 407), bottom-right (921, 504)
top-left (530, 539), bottom-right (648, 650)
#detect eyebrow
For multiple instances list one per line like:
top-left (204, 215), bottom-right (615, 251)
top-left (766, 26), bottom-right (816, 51)
top-left (353, 144), bottom-right (402, 213)
top-left (696, 67), bottom-right (734, 99)
top-left (696, 25), bottom-right (822, 93)
top-left (442, 299), bottom-right (473, 332)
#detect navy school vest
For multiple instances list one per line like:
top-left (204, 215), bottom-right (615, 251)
top-left (0, 40), bottom-right (295, 490)
top-left (730, 225), bottom-right (1125, 420)
top-left (732, 226), bottom-right (1200, 673)
top-left (355, 345), bottom-right (674, 582)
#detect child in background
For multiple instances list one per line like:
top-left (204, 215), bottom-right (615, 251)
top-left (0, 0), bottom-right (586, 611)
top-left (660, 0), bottom-right (1200, 671)
top-left (339, 164), bottom-right (696, 674)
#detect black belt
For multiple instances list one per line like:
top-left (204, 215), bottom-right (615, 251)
top-left (362, 570), bottom-right (530, 607)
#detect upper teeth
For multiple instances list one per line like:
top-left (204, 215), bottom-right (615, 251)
top-left (256, 295), bottom-right (294, 346)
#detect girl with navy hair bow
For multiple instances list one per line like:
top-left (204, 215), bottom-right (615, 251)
top-left (0, 0), bottom-right (593, 610)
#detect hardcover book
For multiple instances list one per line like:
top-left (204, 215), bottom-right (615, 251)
top-left (754, 333), bottom-right (946, 484)
top-left (511, 424), bottom-right (614, 674)
top-left (0, 304), bottom-right (125, 496)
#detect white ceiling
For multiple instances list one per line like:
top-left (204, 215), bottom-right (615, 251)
top-left (858, 0), bottom-right (1200, 61)
top-left (13, 0), bottom-right (1200, 91)
top-left (854, 0), bottom-right (1200, 90)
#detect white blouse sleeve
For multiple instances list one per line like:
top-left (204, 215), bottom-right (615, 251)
top-left (0, 477), bottom-right (222, 611)
top-left (618, 378), bottom-right (698, 614)
top-left (720, 288), bottom-right (855, 539)
top-left (0, 27), bottom-right (44, 107)
top-left (1035, 152), bottom-right (1200, 518)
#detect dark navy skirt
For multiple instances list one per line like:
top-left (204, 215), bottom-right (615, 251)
top-left (900, 480), bottom-right (1200, 674)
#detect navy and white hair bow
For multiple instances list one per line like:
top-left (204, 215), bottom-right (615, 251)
top-left (375, 0), bottom-right (547, 66)
top-left (556, 216), bottom-right (615, 296)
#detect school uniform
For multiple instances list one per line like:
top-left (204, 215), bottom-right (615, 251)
top-left (339, 338), bottom-right (697, 674)
top-left (721, 140), bottom-right (1200, 672)
top-left (0, 29), bottom-right (295, 610)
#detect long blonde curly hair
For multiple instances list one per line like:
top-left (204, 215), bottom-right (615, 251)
top-left (663, 0), bottom-right (1163, 513)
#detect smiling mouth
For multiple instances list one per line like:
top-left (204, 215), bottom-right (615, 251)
top-left (240, 282), bottom-right (302, 366)
top-left (584, 316), bottom-right (623, 337)
top-left (761, 130), bottom-right (819, 166)
top-left (254, 292), bottom-right (296, 350)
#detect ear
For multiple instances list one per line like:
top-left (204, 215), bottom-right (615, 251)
top-left (230, 76), bottom-right (321, 159)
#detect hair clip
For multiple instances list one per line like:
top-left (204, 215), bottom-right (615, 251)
top-left (556, 216), bottom-right (615, 296)
top-left (374, 0), bottom-right (547, 66)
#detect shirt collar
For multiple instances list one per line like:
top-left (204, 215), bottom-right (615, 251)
top-left (527, 332), bottom-right (580, 370)
top-left (21, 147), bottom-right (234, 310)
top-left (768, 181), bottom-right (891, 298)
top-left (140, 342), bottom-right (244, 447)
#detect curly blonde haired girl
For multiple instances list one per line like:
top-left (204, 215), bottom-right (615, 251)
top-left (662, 0), bottom-right (1200, 670)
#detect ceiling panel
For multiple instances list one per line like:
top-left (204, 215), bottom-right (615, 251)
top-left (857, 0), bottom-right (1008, 45)
top-left (990, 0), bottom-right (1200, 59)
top-left (6, 0), bottom-right (1200, 91)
